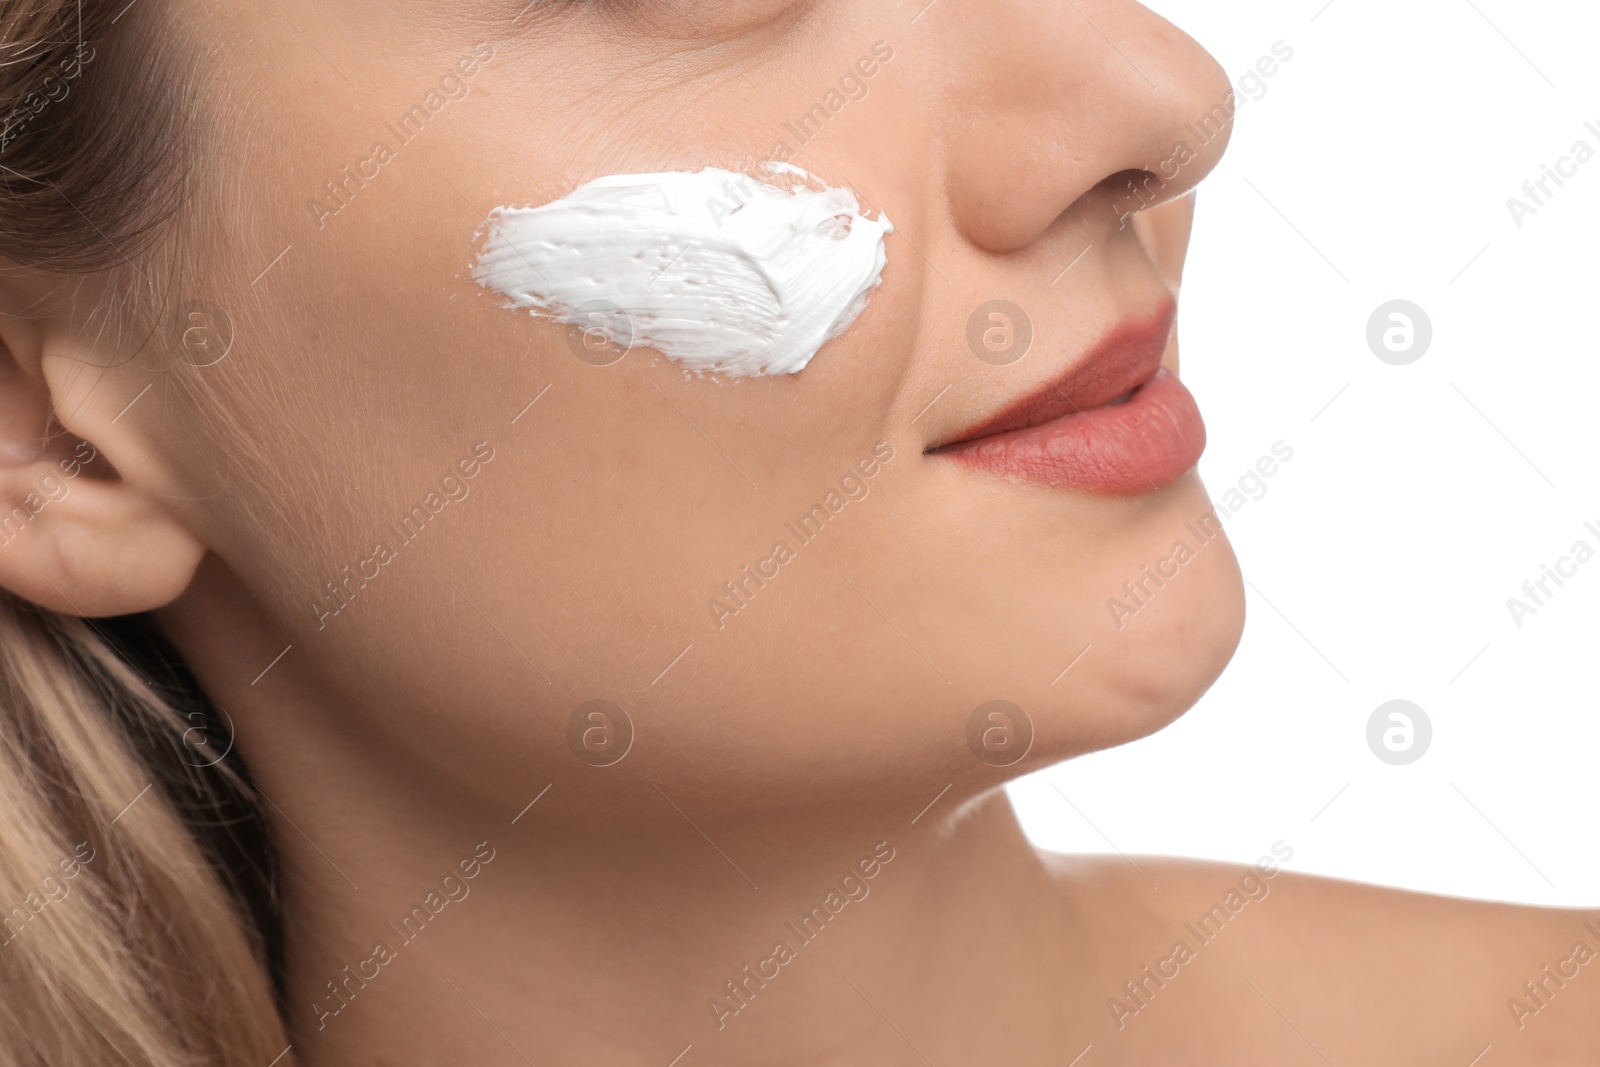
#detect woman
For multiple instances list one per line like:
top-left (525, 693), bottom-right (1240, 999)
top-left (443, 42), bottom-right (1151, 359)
top-left (0, 0), bottom-right (1593, 1063)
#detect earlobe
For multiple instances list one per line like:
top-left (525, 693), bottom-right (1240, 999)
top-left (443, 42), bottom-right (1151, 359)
top-left (0, 437), bottom-right (206, 618)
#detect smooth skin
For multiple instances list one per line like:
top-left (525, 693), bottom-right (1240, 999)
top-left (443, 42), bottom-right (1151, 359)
top-left (0, 0), bottom-right (1593, 1063)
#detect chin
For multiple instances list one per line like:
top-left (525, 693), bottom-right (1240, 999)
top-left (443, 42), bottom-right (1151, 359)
top-left (1032, 473), bottom-right (1248, 766)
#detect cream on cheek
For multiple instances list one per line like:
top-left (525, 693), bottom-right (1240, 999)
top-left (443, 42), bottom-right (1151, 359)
top-left (471, 165), bottom-right (892, 377)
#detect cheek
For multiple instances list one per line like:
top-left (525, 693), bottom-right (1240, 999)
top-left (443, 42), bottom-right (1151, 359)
top-left (202, 216), bottom-right (918, 804)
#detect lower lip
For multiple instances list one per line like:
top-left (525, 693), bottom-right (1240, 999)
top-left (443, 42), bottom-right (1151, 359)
top-left (936, 368), bottom-right (1206, 494)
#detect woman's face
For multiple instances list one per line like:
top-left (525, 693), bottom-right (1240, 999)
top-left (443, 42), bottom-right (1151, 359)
top-left (96, 0), bottom-right (1245, 809)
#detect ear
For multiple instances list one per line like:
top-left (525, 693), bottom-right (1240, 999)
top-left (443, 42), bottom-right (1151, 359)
top-left (0, 289), bottom-right (205, 618)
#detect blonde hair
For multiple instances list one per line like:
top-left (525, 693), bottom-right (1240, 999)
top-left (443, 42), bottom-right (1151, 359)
top-left (0, 1), bottom-right (291, 1063)
top-left (0, 603), bottom-right (289, 1065)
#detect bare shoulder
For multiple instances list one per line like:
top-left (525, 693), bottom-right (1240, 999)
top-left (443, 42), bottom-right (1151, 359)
top-left (1042, 849), bottom-right (1600, 1065)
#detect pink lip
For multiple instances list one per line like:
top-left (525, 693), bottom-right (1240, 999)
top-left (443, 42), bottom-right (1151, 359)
top-left (930, 301), bottom-right (1206, 494)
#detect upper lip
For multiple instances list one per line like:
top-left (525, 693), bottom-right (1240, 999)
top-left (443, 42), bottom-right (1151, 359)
top-left (930, 298), bottom-right (1178, 449)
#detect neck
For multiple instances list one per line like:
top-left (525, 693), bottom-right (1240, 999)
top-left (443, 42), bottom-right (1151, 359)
top-left (157, 571), bottom-right (1099, 1067)
top-left (276, 780), bottom-right (1088, 1066)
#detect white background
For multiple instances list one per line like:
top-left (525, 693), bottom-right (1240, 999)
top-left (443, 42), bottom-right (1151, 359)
top-left (1009, 0), bottom-right (1600, 906)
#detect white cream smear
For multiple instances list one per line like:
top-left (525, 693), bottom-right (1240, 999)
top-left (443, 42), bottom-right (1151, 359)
top-left (471, 165), bottom-right (893, 377)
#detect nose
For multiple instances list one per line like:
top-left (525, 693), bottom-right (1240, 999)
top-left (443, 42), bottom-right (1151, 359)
top-left (938, 0), bottom-right (1236, 254)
